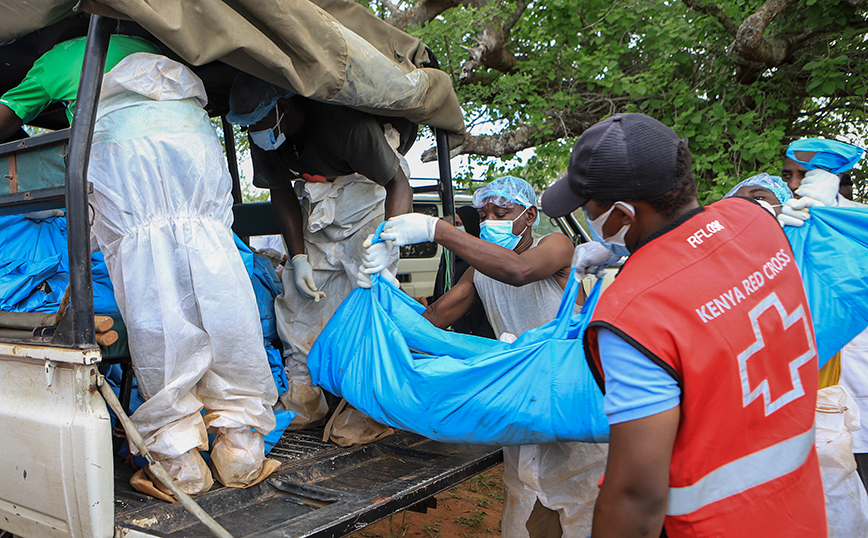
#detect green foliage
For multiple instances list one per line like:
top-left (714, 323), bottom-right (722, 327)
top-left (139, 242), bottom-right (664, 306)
top-left (400, 0), bottom-right (868, 202)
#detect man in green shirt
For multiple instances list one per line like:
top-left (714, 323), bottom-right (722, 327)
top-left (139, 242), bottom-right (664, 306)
top-left (0, 35), bottom-right (159, 140)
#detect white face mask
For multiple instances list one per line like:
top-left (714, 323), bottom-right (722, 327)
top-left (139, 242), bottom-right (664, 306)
top-left (250, 106), bottom-right (285, 151)
top-left (586, 202), bottom-right (635, 257)
top-left (757, 200), bottom-right (777, 215)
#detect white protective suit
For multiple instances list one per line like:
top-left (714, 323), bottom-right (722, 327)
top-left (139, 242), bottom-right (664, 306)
top-left (472, 236), bottom-right (608, 538)
top-left (274, 172), bottom-right (399, 430)
top-left (503, 443), bottom-right (608, 537)
top-left (815, 385), bottom-right (868, 537)
top-left (837, 195), bottom-right (868, 455)
top-left (89, 53), bottom-right (277, 487)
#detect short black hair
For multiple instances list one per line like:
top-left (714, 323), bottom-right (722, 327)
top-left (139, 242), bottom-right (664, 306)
top-left (590, 141), bottom-right (697, 219)
top-left (840, 173), bottom-right (853, 187)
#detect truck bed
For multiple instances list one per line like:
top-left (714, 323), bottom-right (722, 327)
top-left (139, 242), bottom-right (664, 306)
top-left (114, 428), bottom-right (502, 538)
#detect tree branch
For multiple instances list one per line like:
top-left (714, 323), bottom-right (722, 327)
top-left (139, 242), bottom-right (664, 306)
top-left (420, 98), bottom-right (642, 160)
top-left (682, 0), bottom-right (739, 37)
top-left (581, 0), bottom-right (629, 31)
top-left (732, 0), bottom-right (801, 65)
top-left (386, 0), bottom-right (466, 30)
top-left (379, 0), bottom-right (400, 17)
top-left (458, 0), bottom-right (528, 81)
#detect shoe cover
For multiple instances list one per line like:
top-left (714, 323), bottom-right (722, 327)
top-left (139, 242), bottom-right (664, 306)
top-left (279, 360), bottom-right (329, 430)
top-left (211, 427), bottom-right (266, 487)
top-left (155, 448), bottom-right (214, 496)
top-left (326, 405), bottom-right (394, 447)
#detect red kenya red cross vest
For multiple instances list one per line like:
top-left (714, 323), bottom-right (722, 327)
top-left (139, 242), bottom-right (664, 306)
top-left (585, 198), bottom-right (826, 537)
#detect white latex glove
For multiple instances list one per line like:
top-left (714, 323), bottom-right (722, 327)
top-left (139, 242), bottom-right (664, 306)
top-left (361, 234), bottom-right (398, 275)
top-left (572, 242), bottom-right (620, 280)
top-left (356, 267), bottom-right (400, 289)
top-left (778, 196), bottom-right (824, 228)
top-left (379, 213), bottom-right (438, 246)
top-left (498, 332), bottom-right (517, 343)
top-left (291, 254), bottom-right (326, 302)
top-left (795, 169), bottom-right (839, 207)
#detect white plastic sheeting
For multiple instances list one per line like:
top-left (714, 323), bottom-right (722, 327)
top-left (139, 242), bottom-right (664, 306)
top-left (501, 442), bottom-right (608, 538)
top-left (840, 328), bottom-right (868, 452)
top-left (815, 385), bottom-right (868, 537)
top-left (89, 54), bottom-right (277, 472)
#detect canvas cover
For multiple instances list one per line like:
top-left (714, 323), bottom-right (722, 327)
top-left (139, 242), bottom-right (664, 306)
top-left (0, 0), bottom-right (466, 144)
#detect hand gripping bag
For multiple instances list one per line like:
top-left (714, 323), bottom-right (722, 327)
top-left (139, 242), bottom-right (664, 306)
top-left (308, 228), bottom-right (608, 445)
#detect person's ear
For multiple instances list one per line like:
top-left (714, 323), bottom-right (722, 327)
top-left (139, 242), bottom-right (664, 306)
top-left (526, 206), bottom-right (538, 227)
top-left (614, 203), bottom-right (636, 227)
top-left (275, 98), bottom-right (289, 118)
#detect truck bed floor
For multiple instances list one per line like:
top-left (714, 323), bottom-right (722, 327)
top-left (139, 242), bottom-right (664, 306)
top-left (113, 428), bottom-right (502, 538)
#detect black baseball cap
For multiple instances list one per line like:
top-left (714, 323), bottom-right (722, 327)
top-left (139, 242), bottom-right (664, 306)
top-left (541, 113), bottom-right (683, 217)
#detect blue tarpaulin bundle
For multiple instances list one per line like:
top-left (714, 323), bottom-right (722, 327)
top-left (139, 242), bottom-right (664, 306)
top-left (308, 249), bottom-right (609, 446)
top-left (785, 206), bottom-right (868, 369)
top-left (0, 214), bottom-right (119, 314)
top-left (234, 235), bottom-right (289, 396)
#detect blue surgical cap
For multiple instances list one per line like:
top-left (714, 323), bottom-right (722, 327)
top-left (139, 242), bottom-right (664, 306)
top-left (226, 72), bottom-right (296, 127)
top-left (472, 176), bottom-right (541, 225)
top-left (723, 173), bottom-right (792, 205)
top-left (786, 138), bottom-right (864, 174)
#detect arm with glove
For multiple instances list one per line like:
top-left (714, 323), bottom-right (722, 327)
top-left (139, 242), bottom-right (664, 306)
top-left (778, 169), bottom-right (840, 228)
top-left (271, 187), bottom-right (326, 302)
top-left (362, 213), bottom-right (573, 287)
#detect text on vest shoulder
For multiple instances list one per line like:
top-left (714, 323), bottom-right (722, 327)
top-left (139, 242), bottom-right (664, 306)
top-left (695, 249), bottom-right (792, 323)
top-left (687, 220), bottom-right (725, 249)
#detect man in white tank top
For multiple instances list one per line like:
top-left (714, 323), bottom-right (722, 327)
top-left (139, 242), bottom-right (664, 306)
top-left (360, 176), bottom-right (608, 538)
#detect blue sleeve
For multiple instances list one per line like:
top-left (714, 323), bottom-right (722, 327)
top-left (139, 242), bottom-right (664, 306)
top-left (598, 328), bottom-right (681, 425)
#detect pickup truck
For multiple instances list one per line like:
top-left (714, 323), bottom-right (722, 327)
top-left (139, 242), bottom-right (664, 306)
top-left (0, 11), bottom-right (501, 538)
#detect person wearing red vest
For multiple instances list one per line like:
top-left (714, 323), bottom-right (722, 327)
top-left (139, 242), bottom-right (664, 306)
top-left (541, 113), bottom-right (826, 537)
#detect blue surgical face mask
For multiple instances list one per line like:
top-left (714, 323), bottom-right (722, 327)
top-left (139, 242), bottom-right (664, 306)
top-left (480, 207), bottom-right (529, 250)
top-left (250, 106), bottom-right (285, 151)
top-left (585, 202), bottom-right (634, 258)
top-left (456, 225), bottom-right (466, 233)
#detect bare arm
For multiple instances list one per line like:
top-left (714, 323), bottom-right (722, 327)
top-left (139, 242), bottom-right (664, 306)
top-left (422, 268), bottom-right (481, 329)
top-left (433, 221), bottom-right (574, 287)
top-left (383, 167), bottom-right (412, 219)
top-left (0, 104), bottom-right (24, 143)
top-left (592, 406), bottom-right (680, 538)
top-left (270, 187), bottom-right (305, 258)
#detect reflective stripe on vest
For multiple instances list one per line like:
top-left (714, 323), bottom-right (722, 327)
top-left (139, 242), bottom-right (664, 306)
top-left (666, 426), bottom-right (815, 516)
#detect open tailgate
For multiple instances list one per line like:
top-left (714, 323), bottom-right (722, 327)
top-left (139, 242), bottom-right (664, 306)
top-left (114, 430), bottom-right (502, 538)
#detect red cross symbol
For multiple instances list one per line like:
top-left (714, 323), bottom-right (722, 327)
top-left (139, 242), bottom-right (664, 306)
top-left (737, 292), bottom-right (815, 416)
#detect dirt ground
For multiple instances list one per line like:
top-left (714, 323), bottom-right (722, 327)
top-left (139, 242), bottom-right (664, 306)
top-left (349, 464), bottom-right (505, 538)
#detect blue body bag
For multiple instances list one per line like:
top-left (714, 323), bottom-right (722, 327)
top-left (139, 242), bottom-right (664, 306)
top-left (785, 206), bottom-right (868, 368)
top-left (308, 253), bottom-right (609, 446)
top-left (0, 214), bottom-right (118, 314)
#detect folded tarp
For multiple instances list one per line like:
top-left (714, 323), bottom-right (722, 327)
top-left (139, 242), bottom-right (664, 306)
top-left (0, 0), bottom-right (466, 145)
top-left (0, 213), bottom-right (119, 314)
top-left (308, 238), bottom-right (609, 446)
top-left (786, 206), bottom-right (868, 369)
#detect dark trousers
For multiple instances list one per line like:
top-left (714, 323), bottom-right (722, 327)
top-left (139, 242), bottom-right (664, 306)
top-left (855, 453), bottom-right (868, 494)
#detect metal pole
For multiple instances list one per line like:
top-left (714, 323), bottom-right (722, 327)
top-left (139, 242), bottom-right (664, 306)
top-left (222, 117), bottom-right (243, 205)
top-left (64, 15), bottom-right (111, 348)
top-left (435, 127), bottom-right (455, 289)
